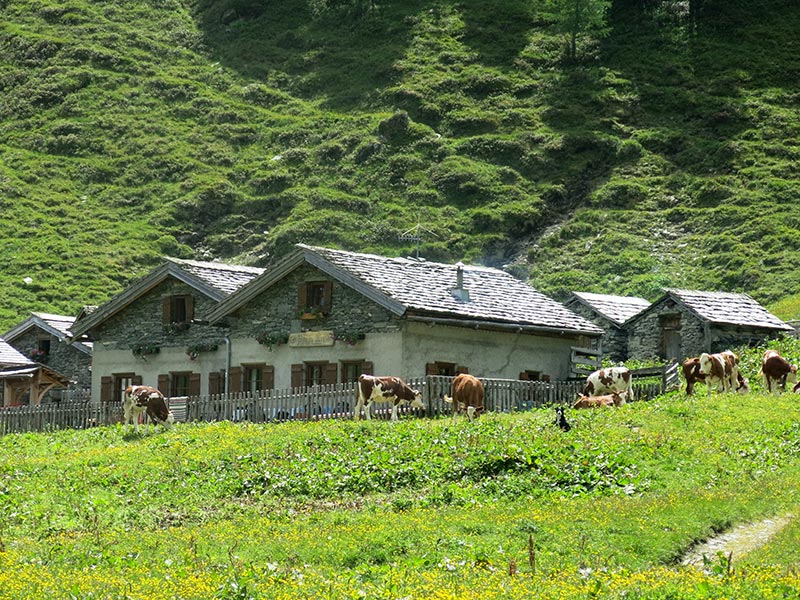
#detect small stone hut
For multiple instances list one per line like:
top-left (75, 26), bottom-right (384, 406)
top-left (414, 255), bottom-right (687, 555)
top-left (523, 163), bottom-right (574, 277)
top-left (3, 312), bottom-right (93, 395)
top-left (564, 292), bottom-right (650, 362)
top-left (625, 289), bottom-right (794, 362)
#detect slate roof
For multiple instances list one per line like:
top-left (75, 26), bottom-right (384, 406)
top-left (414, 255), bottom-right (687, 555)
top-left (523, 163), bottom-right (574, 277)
top-left (3, 312), bottom-right (93, 355)
top-left (662, 288), bottom-right (794, 331)
top-left (167, 258), bottom-right (265, 295)
top-left (69, 258), bottom-right (265, 339)
top-left (0, 337), bottom-right (33, 367)
top-left (207, 244), bottom-right (604, 336)
top-left (568, 292), bottom-right (651, 327)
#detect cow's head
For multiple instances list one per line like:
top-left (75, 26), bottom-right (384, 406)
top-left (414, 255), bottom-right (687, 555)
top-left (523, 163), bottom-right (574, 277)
top-left (410, 389), bottom-right (424, 410)
top-left (789, 365), bottom-right (799, 386)
top-left (698, 353), bottom-right (713, 375)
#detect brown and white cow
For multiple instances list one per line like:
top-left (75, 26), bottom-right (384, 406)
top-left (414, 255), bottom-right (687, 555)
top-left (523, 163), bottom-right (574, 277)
top-left (583, 366), bottom-right (634, 401)
top-left (698, 351), bottom-right (746, 397)
top-left (573, 391), bottom-right (626, 409)
top-left (354, 375), bottom-right (424, 421)
top-left (443, 373), bottom-right (484, 421)
top-left (758, 349), bottom-right (798, 394)
top-left (683, 355), bottom-right (750, 396)
top-left (123, 385), bottom-right (175, 433)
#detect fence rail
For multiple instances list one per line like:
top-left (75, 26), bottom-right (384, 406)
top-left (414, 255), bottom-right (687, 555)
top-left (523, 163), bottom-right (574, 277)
top-left (0, 366), bottom-right (676, 436)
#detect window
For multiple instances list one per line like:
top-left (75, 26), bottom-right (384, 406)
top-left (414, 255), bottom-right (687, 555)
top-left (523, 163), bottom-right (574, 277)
top-left (37, 339), bottom-right (51, 356)
top-left (305, 362), bottom-right (327, 387)
top-left (163, 295), bottom-right (194, 325)
top-left (114, 374), bottom-right (135, 403)
top-left (426, 362), bottom-right (458, 376)
top-left (519, 370), bottom-right (549, 382)
top-left (171, 372), bottom-right (192, 397)
top-left (341, 361), bottom-right (365, 384)
top-left (243, 364), bottom-right (265, 394)
top-left (297, 281), bottom-right (332, 315)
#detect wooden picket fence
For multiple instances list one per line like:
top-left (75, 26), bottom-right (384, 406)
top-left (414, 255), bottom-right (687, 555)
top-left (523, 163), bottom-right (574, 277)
top-left (0, 364), bottom-right (679, 436)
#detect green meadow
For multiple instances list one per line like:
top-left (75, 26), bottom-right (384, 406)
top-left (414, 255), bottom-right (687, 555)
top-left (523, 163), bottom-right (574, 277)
top-left (2, 343), bottom-right (800, 598)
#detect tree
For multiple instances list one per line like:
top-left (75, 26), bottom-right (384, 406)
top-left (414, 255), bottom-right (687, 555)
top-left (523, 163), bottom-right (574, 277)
top-left (547, 0), bottom-right (612, 61)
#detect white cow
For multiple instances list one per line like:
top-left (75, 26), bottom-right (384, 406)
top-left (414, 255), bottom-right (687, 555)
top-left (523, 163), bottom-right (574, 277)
top-left (123, 385), bottom-right (174, 433)
top-left (583, 366), bottom-right (634, 401)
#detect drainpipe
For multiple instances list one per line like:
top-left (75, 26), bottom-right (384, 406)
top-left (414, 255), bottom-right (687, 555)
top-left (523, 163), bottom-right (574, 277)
top-left (224, 334), bottom-right (232, 394)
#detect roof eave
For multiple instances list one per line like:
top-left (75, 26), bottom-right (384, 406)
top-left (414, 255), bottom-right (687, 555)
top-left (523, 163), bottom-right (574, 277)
top-left (406, 314), bottom-right (603, 337)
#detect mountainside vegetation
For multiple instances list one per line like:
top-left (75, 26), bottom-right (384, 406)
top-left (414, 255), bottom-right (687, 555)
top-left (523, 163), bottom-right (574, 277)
top-left (2, 0), bottom-right (800, 331)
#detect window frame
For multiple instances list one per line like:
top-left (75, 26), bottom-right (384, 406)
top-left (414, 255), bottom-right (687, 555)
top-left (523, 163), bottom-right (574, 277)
top-left (170, 371), bottom-right (192, 397)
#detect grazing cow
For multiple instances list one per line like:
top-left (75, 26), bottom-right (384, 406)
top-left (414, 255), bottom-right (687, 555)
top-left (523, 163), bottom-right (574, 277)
top-left (794, 381), bottom-right (800, 394)
top-left (583, 366), bottom-right (634, 401)
top-left (698, 351), bottom-right (746, 397)
top-left (443, 373), bottom-right (484, 421)
top-left (554, 405), bottom-right (571, 431)
top-left (682, 356), bottom-right (749, 396)
top-left (354, 375), bottom-right (424, 421)
top-left (758, 349), bottom-right (798, 394)
top-left (573, 391), bottom-right (626, 409)
top-left (123, 385), bottom-right (175, 433)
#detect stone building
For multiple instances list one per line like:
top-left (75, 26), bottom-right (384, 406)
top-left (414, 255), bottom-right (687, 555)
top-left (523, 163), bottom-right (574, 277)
top-left (70, 245), bottom-right (604, 402)
top-left (203, 244), bottom-right (603, 391)
top-left (68, 257), bottom-right (264, 403)
top-left (624, 288), bottom-right (794, 362)
top-left (564, 292), bottom-right (650, 362)
top-left (3, 312), bottom-right (93, 396)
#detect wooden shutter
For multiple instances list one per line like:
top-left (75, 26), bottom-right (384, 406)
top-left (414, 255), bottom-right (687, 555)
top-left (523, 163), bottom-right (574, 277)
top-left (362, 361), bottom-right (374, 376)
top-left (100, 376), bottom-right (113, 403)
top-left (324, 362), bottom-right (337, 385)
top-left (185, 295), bottom-right (194, 322)
top-left (518, 371), bottom-right (530, 381)
top-left (229, 367), bottom-right (242, 393)
top-left (322, 281), bottom-right (333, 314)
top-left (426, 363), bottom-right (438, 376)
top-left (209, 371), bottom-right (222, 395)
top-left (189, 373), bottom-right (201, 396)
top-left (456, 365), bottom-right (469, 374)
top-left (162, 297), bottom-right (171, 324)
top-left (157, 374), bottom-right (170, 395)
top-left (291, 364), bottom-right (304, 389)
top-left (263, 366), bottom-right (275, 390)
top-left (297, 283), bottom-right (308, 311)
top-left (133, 375), bottom-right (143, 386)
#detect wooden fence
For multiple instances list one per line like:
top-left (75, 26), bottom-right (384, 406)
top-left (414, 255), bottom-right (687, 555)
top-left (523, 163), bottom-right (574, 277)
top-left (0, 364), bottom-right (679, 436)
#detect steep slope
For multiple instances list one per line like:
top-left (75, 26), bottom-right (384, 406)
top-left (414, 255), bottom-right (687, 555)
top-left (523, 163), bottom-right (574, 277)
top-left (1, 0), bottom-right (799, 330)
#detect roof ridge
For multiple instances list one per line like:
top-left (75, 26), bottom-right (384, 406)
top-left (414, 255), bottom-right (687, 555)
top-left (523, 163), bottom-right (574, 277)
top-left (301, 244), bottom-right (502, 272)
top-left (166, 257), bottom-right (265, 274)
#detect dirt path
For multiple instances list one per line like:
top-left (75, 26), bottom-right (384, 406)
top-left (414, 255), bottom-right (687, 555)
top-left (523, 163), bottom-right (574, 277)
top-left (682, 514), bottom-right (793, 567)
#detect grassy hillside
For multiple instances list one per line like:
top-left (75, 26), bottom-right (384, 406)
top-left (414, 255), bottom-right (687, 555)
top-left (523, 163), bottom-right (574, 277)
top-left (2, 386), bottom-right (800, 597)
top-left (2, 0), bottom-right (800, 330)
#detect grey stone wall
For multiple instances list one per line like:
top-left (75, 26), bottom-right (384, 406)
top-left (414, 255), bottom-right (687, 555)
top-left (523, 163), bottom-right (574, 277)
top-left (626, 299), bottom-right (784, 361)
top-left (625, 302), bottom-right (704, 361)
top-left (706, 325), bottom-right (781, 354)
top-left (230, 265), bottom-right (401, 342)
top-left (93, 279), bottom-right (229, 355)
top-left (564, 302), bottom-right (627, 362)
top-left (10, 328), bottom-right (92, 391)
